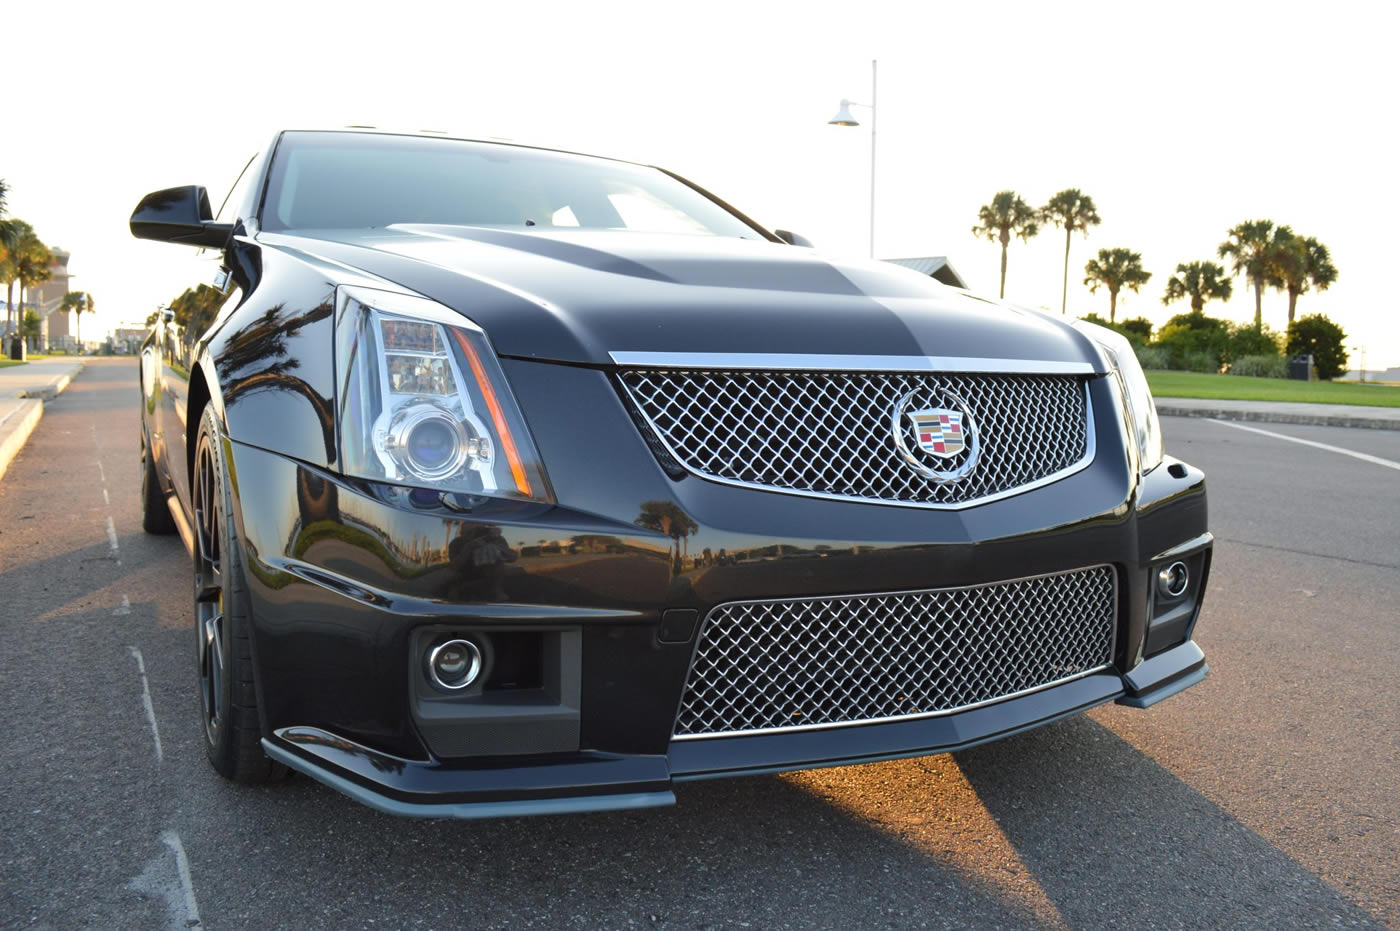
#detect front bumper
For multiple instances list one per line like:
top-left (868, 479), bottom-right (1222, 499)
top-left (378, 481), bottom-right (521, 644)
top-left (260, 638), bottom-right (1206, 819)
top-left (226, 362), bottom-right (1211, 817)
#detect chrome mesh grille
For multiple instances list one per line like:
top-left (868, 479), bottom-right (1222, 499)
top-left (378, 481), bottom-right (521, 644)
top-left (674, 566), bottom-right (1117, 738)
top-left (618, 369), bottom-right (1091, 505)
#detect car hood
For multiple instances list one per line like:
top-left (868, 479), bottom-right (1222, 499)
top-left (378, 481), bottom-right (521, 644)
top-left (258, 226), bottom-right (1106, 371)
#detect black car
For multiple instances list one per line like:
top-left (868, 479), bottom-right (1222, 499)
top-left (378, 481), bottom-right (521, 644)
top-left (131, 129), bottom-right (1210, 818)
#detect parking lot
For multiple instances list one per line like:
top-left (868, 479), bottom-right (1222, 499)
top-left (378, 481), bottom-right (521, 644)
top-left (2, 358), bottom-right (1396, 929)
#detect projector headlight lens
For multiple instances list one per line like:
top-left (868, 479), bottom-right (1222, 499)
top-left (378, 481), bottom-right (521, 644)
top-left (335, 286), bottom-right (552, 502)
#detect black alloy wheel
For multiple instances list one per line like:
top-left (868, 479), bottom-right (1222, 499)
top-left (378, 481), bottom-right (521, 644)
top-left (192, 408), bottom-right (286, 784)
top-left (193, 426), bottom-right (226, 749)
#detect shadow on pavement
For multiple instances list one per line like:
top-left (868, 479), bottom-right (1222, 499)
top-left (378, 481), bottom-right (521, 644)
top-left (175, 715), bottom-right (1382, 929)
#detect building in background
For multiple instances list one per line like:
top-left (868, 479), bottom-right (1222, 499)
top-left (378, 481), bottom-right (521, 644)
top-left (21, 247), bottom-right (75, 351)
top-left (112, 327), bottom-right (147, 354)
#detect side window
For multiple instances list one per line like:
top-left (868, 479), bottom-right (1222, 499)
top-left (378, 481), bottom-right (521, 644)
top-left (214, 153), bottom-right (260, 224)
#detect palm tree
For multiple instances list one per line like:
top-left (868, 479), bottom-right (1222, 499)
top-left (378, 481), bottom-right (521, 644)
top-left (1218, 220), bottom-right (1279, 328)
top-left (62, 291), bottom-right (93, 346)
top-left (14, 233), bottom-right (53, 331)
top-left (0, 179), bottom-right (18, 254)
top-left (1271, 229), bottom-right (1337, 326)
top-left (971, 191), bottom-right (1040, 298)
top-left (1162, 261), bottom-right (1233, 313)
top-left (1041, 189), bottom-right (1101, 314)
top-left (1082, 248), bottom-right (1151, 323)
top-left (0, 217), bottom-right (31, 336)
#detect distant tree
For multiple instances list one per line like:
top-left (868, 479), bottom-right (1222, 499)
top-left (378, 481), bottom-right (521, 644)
top-left (1270, 229), bottom-right (1337, 326)
top-left (1218, 220), bottom-right (1280, 328)
top-left (10, 227), bottom-right (52, 339)
top-left (1041, 189), bottom-right (1101, 314)
top-left (0, 179), bottom-right (17, 254)
top-left (1286, 314), bottom-right (1348, 380)
top-left (22, 308), bottom-right (41, 349)
top-left (971, 191), bottom-right (1040, 298)
top-left (62, 292), bottom-right (93, 346)
top-left (1162, 260), bottom-right (1233, 314)
top-left (1082, 248), bottom-right (1150, 323)
top-left (0, 218), bottom-right (37, 334)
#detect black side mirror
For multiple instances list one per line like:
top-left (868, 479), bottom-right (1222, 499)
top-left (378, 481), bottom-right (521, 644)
top-left (774, 229), bottom-right (815, 247)
top-left (130, 185), bottom-right (234, 249)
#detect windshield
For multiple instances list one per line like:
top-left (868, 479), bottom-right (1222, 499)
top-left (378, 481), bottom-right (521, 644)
top-left (260, 131), bottom-right (764, 238)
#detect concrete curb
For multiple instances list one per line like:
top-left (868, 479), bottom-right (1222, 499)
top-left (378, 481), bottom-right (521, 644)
top-left (1156, 400), bottom-right (1400, 432)
top-left (0, 359), bottom-right (87, 482)
top-left (0, 399), bottom-right (44, 483)
top-left (19, 369), bottom-right (77, 400)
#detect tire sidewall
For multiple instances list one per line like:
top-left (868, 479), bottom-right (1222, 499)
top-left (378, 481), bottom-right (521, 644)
top-left (195, 410), bottom-right (242, 771)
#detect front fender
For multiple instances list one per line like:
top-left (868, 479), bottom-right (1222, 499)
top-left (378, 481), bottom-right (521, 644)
top-left (203, 238), bottom-right (339, 468)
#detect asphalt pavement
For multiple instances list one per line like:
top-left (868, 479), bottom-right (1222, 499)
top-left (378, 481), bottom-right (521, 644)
top-left (1, 358), bottom-right (1396, 930)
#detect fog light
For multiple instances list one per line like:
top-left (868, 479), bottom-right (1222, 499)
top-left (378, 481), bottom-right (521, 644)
top-left (1158, 561), bottom-right (1189, 599)
top-left (427, 639), bottom-right (482, 690)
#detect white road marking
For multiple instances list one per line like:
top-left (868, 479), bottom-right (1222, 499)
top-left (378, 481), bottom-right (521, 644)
top-left (103, 487), bottom-right (110, 506)
top-left (97, 460), bottom-right (105, 484)
top-left (1207, 418), bottom-right (1400, 473)
top-left (105, 516), bottom-right (120, 555)
top-left (127, 646), bottom-right (163, 763)
top-left (114, 594), bottom-right (132, 615)
top-left (128, 831), bottom-right (203, 930)
top-left (161, 831), bottom-right (201, 929)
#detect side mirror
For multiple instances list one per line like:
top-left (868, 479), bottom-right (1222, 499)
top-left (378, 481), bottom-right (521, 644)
top-left (130, 185), bottom-right (234, 249)
top-left (774, 229), bottom-right (815, 247)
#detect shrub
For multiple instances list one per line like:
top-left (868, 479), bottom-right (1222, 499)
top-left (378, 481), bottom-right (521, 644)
top-left (1286, 314), bottom-right (1348, 380)
top-left (1079, 313), bottom-right (1149, 349)
top-left (1153, 312), bottom-right (1229, 370)
top-left (1226, 324), bottom-right (1283, 363)
top-left (1118, 317), bottom-right (1153, 344)
top-left (1179, 350), bottom-right (1219, 373)
top-left (1228, 354), bottom-right (1289, 378)
top-left (1134, 345), bottom-right (1171, 370)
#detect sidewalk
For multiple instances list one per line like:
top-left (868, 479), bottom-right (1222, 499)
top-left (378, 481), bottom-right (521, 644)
top-left (1156, 396), bottom-right (1400, 431)
top-left (0, 358), bottom-right (87, 482)
top-left (0, 357), bottom-right (86, 400)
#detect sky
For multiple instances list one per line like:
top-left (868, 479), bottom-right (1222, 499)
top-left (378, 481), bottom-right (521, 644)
top-left (5, 0), bottom-right (1397, 368)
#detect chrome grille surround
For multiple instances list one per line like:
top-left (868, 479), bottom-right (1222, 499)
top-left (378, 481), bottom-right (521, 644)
top-left (673, 565), bottom-right (1118, 739)
top-left (617, 365), bottom-right (1094, 508)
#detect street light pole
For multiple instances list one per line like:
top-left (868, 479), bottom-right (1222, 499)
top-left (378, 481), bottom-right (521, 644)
top-left (868, 59), bottom-right (877, 260)
top-left (829, 58), bottom-right (879, 259)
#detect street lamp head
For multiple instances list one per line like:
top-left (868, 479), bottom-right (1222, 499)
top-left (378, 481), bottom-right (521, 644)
top-left (828, 100), bottom-right (859, 126)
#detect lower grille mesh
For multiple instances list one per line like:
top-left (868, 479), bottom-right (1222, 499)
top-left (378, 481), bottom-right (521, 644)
top-left (674, 566), bottom-right (1117, 737)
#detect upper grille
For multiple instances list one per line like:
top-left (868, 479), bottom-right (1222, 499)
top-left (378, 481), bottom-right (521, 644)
top-left (674, 565), bottom-right (1117, 738)
top-left (618, 369), bottom-right (1092, 506)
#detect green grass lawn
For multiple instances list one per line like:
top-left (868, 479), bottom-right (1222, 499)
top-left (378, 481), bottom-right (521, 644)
top-left (0, 358), bottom-right (27, 368)
top-left (1147, 370), bottom-right (1400, 408)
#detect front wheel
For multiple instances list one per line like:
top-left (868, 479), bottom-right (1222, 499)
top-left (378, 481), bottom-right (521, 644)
top-left (192, 408), bottom-right (286, 784)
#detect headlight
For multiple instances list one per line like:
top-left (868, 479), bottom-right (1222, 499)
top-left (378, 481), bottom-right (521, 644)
top-left (335, 285), bottom-right (553, 503)
top-left (1071, 320), bottom-right (1163, 474)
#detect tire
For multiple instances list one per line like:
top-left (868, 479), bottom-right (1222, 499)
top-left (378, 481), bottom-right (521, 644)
top-left (193, 408), bottom-right (286, 784)
top-left (140, 429), bottom-right (177, 535)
